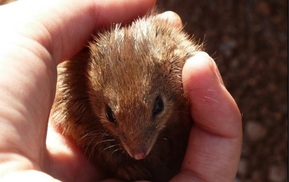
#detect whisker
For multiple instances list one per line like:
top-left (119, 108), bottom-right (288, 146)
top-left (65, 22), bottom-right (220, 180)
top-left (81, 129), bottom-right (117, 159)
top-left (99, 138), bottom-right (116, 143)
top-left (111, 145), bottom-right (123, 155)
top-left (80, 131), bottom-right (110, 141)
top-left (103, 144), bottom-right (119, 152)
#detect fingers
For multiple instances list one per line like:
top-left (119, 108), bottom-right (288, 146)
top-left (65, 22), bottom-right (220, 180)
top-left (92, 0), bottom-right (157, 27)
top-left (1, 170), bottom-right (60, 182)
top-left (0, 0), bottom-right (155, 176)
top-left (171, 52), bottom-right (242, 181)
top-left (156, 11), bottom-right (183, 29)
top-left (0, 0), bottom-right (156, 62)
top-left (184, 52), bottom-right (241, 137)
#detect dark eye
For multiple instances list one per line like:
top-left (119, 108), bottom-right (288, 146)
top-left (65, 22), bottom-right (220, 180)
top-left (105, 105), bottom-right (117, 123)
top-left (152, 96), bottom-right (164, 116)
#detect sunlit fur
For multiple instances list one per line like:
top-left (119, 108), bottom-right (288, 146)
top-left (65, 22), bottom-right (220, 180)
top-left (51, 12), bottom-right (200, 181)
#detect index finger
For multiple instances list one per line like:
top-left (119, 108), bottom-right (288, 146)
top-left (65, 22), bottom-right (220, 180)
top-left (0, 0), bottom-right (156, 62)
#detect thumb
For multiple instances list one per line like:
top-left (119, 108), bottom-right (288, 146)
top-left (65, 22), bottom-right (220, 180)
top-left (172, 52), bottom-right (242, 181)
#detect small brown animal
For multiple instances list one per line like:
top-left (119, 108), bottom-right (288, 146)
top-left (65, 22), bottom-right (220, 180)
top-left (51, 12), bottom-right (201, 181)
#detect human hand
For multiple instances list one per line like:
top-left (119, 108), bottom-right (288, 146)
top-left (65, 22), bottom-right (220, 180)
top-left (0, 0), bottom-right (242, 181)
top-left (0, 0), bottom-right (155, 181)
top-left (171, 52), bottom-right (242, 181)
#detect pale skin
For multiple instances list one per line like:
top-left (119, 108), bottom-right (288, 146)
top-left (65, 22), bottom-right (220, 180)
top-left (0, 0), bottom-right (242, 181)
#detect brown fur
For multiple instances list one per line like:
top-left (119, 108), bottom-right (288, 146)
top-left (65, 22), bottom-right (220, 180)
top-left (51, 13), bottom-right (201, 181)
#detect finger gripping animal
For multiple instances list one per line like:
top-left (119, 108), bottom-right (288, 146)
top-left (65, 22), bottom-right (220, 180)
top-left (51, 12), bottom-right (200, 181)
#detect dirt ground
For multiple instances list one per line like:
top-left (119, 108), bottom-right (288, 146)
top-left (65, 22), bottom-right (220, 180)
top-left (1, 0), bottom-right (287, 181)
top-left (157, 0), bottom-right (287, 181)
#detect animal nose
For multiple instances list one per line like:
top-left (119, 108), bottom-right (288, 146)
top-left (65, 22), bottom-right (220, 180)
top-left (132, 148), bottom-right (147, 160)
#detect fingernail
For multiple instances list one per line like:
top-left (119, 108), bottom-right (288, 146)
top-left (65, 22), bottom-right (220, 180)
top-left (193, 52), bottom-right (224, 86)
top-left (156, 11), bottom-right (183, 29)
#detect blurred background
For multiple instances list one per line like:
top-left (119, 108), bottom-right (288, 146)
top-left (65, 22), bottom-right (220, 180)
top-left (157, 0), bottom-right (287, 182)
top-left (1, 0), bottom-right (287, 181)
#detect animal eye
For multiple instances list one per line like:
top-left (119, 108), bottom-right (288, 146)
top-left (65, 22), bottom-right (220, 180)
top-left (105, 105), bottom-right (117, 123)
top-left (152, 96), bottom-right (164, 116)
